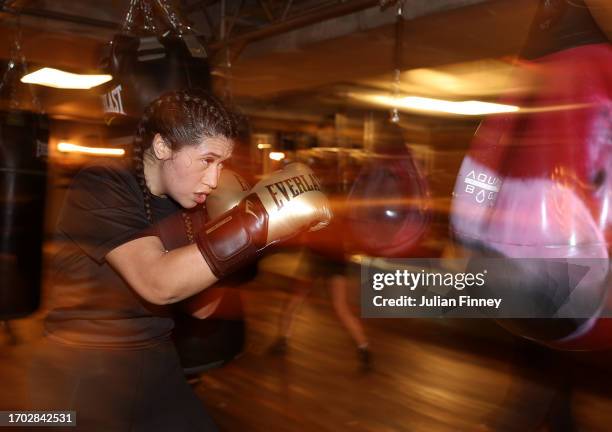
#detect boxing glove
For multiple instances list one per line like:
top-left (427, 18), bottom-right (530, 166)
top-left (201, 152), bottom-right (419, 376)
top-left (196, 163), bottom-right (333, 278)
top-left (206, 169), bottom-right (251, 220)
top-left (180, 169), bottom-right (252, 319)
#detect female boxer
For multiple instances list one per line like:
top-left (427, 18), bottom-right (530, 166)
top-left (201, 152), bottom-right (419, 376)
top-left (28, 89), bottom-right (331, 431)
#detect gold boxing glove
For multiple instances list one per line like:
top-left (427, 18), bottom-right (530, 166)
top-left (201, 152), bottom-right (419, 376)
top-left (205, 169), bottom-right (251, 220)
top-left (196, 163), bottom-right (332, 279)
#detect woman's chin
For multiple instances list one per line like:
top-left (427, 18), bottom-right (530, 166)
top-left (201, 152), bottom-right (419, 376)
top-left (181, 199), bottom-right (199, 209)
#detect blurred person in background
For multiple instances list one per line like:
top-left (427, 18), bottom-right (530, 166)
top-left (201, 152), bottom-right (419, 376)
top-left (269, 153), bottom-right (372, 370)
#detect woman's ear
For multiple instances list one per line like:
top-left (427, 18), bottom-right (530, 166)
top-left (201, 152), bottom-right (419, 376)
top-left (152, 134), bottom-right (172, 160)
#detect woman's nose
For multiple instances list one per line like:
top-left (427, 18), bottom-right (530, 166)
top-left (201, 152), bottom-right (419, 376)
top-left (203, 164), bottom-right (221, 189)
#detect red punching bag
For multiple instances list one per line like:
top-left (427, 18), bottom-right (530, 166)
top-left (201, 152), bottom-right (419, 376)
top-left (450, 25), bottom-right (612, 349)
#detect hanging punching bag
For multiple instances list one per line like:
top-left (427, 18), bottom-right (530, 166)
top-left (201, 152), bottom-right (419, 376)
top-left (0, 32), bottom-right (49, 319)
top-left (98, 0), bottom-right (211, 129)
top-left (99, 34), bottom-right (211, 125)
top-left (450, 0), bottom-right (612, 350)
top-left (0, 111), bottom-right (48, 318)
top-left (153, 198), bottom-right (246, 373)
top-left (347, 120), bottom-right (430, 257)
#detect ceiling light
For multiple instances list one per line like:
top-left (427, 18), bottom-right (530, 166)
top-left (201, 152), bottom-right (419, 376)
top-left (57, 142), bottom-right (125, 156)
top-left (354, 93), bottom-right (519, 116)
top-left (257, 143), bottom-right (272, 149)
top-left (21, 68), bottom-right (112, 89)
top-left (269, 152), bottom-right (285, 161)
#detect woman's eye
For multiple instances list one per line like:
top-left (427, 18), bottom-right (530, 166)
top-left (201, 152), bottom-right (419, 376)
top-left (201, 159), bottom-right (213, 167)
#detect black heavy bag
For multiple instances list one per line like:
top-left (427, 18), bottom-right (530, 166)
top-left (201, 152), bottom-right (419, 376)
top-left (346, 121), bottom-right (430, 257)
top-left (98, 0), bottom-right (211, 131)
top-left (172, 287), bottom-right (247, 375)
top-left (154, 206), bottom-right (247, 373)
top-left (0, 111), bottom-right (48, 318)
top-left (99, 33), bottom-right (211, 126)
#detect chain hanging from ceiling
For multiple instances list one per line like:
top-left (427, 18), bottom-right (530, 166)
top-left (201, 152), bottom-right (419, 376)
top-left (0, 16), bottom-right (43, 113)
top-left (389, 0), bottom-right (404, 123)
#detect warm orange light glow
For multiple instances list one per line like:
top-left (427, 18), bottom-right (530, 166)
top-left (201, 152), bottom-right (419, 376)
top-left (21, 68), bottom-right (112, 89)
top-left (352, 93), bottom-right (520, 116)
top-left (57, 142), bottom-right (125, 156)
top-left (269, 152), bottom-right (285, 161)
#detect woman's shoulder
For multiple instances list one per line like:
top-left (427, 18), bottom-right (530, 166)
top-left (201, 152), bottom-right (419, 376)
top-left (71, 160), bottom-right (139, 193)
top-left (76, 160), bottom-right (135, 183)
top-left (67, 160), bottom-right (143, 208)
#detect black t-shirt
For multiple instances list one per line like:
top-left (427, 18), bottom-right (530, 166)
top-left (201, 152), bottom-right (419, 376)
top-left (45, 161), bottom-right (183, 348)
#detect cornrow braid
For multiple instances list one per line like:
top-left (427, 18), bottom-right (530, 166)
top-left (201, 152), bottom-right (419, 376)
top-left (133, 112), bottom-right (154, 223)
top-left (132, 89), bottom-right (242, 224)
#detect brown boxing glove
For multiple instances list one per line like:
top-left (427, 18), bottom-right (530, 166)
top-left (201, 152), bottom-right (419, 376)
top-left (196, 193), bottom-right (268, 278)
top-left (196, 163), bottom-right (332, 279)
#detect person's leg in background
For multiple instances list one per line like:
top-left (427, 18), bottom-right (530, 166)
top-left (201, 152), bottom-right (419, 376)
top-left (328, 273), bottom-right (371, 370)
top-left (269, 283), bottom-right (311, 354)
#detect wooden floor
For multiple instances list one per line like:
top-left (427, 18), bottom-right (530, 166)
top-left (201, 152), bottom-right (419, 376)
top-left (194, 274), bottom-right (612, 432)
top-left (4, 270), bottom-right (612, 431)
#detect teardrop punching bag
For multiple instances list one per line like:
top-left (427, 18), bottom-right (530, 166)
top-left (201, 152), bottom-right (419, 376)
top-left (347, 120), bottom-right (430, 257)
top-left (0, 111), bottom-right (48, 318)
top-left (450, 0), bottom-right (612, 350)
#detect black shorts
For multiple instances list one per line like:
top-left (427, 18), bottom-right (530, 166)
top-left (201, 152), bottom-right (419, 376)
top-left (295, 248), bottom-right (358, 281)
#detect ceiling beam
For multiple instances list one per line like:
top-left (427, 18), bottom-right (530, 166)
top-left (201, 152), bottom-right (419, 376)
top-left (225, 0), bottom-right (536, 98)
top-left (0, 25), bottom-right (103, 71)
top-left (0, 4), bottom-right (118, 30)
top-left (209, 0), bottom-right (380, 50)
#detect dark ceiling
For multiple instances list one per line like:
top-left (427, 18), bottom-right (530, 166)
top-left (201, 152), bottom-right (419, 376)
top-left (0, 0), bottom-right (539, 122)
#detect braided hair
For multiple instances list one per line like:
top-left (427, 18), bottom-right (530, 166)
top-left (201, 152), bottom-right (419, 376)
top-left (132, 89), bottom-right (241, 223)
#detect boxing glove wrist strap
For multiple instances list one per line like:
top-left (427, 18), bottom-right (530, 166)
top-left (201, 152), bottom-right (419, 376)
top-left (195, 194), bottom-right (268, 279)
